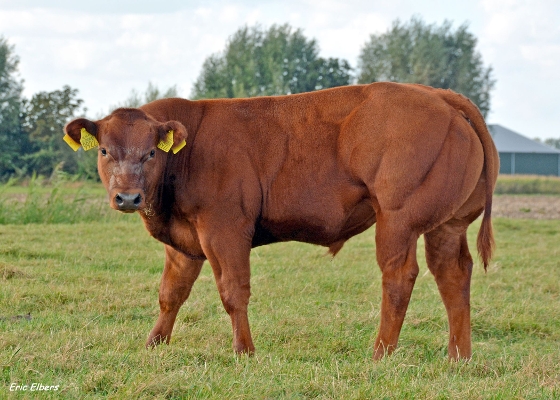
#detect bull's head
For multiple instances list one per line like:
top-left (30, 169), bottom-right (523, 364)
top-left (64, 108), bottom-right (187, 213)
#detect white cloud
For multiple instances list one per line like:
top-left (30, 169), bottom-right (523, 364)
top-left (218, 5), bottom-right (240, 23)
top-left (194, 7), bottom-right (213, 19)
top-left (244, 9), bottom-right (262, 25)
top-left (54, 39), bottom-right (97, 71)
top-left (312, 13), bottom-right (389, 62)
top-left (521, 44), bottom-right (560, 72)
top-left (482, 0), bottom-right (560, 44)
top-left (476, 0), bottom-right (560, 136)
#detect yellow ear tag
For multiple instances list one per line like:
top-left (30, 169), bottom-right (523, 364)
top-left (63, 134), bottom-right (81, 151)
top-left (157, 130), bottom-right (174, 153)
top-left (172, 139), bottom-right (186, 154)
top-left (80, 128), bottom-right (99, 151)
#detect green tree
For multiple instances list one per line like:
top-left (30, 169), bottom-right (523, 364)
top-left (21, 85), bottom-right (86, 176)
top-left (535, 137), bottom-right (560, 150)
top-left (110, 82), bottom-right (179, 110)
top-left (192, 24), bottom-right (352, 99)
top-left (357, 17), bottom-right (495, 117)
top-left (544, 138), bottom-right (560, 150)
top-left (0, 36), bottom-right (25, 178)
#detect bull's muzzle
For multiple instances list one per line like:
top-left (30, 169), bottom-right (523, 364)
top-left (114, 192), bottom-right (142, 212)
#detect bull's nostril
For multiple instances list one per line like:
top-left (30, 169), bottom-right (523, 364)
top-left (115, 192), bottom-right (141, 210)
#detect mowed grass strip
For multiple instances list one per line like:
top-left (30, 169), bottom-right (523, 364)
top-left (1, 216), bottom-right (559, 399)
top-left (495, 174), bottom-right (560, 195)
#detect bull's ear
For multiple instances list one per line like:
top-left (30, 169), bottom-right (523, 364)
top-left (157, 121), bottom-right (187, 154)
top-left (64, 118), bottom-right (99, 151)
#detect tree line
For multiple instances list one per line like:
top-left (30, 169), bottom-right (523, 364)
top-left (1, 17), bottom-right (504, 181)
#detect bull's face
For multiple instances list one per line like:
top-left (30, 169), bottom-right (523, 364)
top-left (64, 108), bottom-right (187, 214)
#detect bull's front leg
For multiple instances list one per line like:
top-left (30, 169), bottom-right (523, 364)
top-left (198, 217), bottom-right (255, 354)
top-left (146, 245), bottom-right (204, 347)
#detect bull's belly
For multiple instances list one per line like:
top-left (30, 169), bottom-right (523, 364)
top-left (253, 199), bottom-right (376, 248)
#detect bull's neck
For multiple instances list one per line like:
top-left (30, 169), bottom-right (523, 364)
top-left (135, 164), bottom-right (172, 237)
top-left (136, 98), bottom-right (208, 242)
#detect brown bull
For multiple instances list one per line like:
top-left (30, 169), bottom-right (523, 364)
top-left (64, 82), bottom-right (499, 360)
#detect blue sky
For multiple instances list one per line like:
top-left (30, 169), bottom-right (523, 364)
top-left (1, 0), bottom-right (559, 139)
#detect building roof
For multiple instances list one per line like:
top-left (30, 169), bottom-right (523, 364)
top-left (489, 124), bottom-right (560, 154)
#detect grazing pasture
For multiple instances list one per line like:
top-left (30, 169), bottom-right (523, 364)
top-left (0, 181), bottom-right (559, 398)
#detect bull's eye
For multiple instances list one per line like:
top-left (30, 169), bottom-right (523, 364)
top-left (100, 148), bottom-right (107, 156)
top-left (149, 149), bottom-right (156, 158)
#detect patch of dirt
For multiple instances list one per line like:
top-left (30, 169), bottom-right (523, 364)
top-left (492, 195), bottom-right (560, 219)
top-left (0, 313), bottom-right (32, 322)
top-left (0, 264), bottom-right (28, 280)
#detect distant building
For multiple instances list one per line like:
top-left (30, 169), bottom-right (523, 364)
top-left (489, 124), bottom-right (560, 176)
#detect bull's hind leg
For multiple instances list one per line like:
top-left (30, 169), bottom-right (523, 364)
top-left (373, 214), bottom-right (420, 359)
top-left (424, 221), bottom-right (473, 360)
top-left (147, 245), bottom-right (204, 347)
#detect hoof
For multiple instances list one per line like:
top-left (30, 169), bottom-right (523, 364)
top-left (233, 342), bottom-right (255, 356)
top-left (146, 333), bottom-right (169, 348)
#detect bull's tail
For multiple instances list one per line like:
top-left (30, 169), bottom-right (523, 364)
top-left (439, 89), bottom-right (500, 270)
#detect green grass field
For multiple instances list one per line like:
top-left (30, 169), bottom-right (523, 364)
top-left (1, 180), bottom-right (559, 399)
